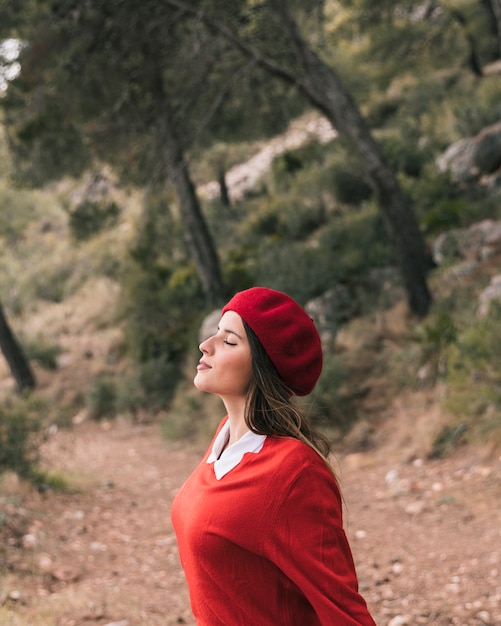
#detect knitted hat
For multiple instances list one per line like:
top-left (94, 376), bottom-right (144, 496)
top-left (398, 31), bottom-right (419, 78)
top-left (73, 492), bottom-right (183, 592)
top-left (222, 287), bottom-right (322, 396)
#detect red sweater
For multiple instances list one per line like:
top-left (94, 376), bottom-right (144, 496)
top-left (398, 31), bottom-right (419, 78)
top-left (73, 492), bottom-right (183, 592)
top-left (171, 422), bottom-right (376, 626)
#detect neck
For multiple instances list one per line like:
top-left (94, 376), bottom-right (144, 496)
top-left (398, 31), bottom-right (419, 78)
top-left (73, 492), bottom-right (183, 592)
top-left (221, 396), bottom-right (248, 446)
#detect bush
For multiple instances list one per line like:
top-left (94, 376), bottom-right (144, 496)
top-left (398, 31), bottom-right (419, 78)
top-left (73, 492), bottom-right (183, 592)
top-left (115, 357), bottom-right (181, 416)
top-left (305, 353), bottom-right (353, 435)
top-left (0, 395), bottom-right (46, 477)
top-left (86, 375), bottom-right (117, 420)
top-left (453, 76), bottom-right (501, 137)
top-left (331, 168), bottom-right (373, 205)
top-left (413, 306), bottom-right (458, 385)
top-left (242, 195), bottom-right (326, 242)
top-left (445, 302), bottom-right (501, 433)
top-left (23, 336), bottom-right (62, 370)
top-left (69, 200), bottom-right (120, 241)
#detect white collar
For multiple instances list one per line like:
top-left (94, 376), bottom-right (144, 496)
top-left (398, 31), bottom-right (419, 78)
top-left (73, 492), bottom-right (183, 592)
top-left (206, 420), bottom-right (266, 479)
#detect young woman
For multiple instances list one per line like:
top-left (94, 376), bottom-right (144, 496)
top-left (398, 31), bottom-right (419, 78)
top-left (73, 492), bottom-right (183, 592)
top-left (171, 287), bottom-right (376, 626)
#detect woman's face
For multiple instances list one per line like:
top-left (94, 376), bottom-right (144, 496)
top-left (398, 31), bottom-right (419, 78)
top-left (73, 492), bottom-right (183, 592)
top-left (194, 310), bottom-right (253, 400)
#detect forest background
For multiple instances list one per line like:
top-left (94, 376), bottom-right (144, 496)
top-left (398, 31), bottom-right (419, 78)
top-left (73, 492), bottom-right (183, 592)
top-left (1, 0), bottom-right (500, 456)
top-left (0, 1), bottom-right (501, 624)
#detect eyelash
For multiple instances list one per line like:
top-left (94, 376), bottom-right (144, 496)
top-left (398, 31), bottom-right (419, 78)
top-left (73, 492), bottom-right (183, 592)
top-left (224, 340), bottom-right (236, 346)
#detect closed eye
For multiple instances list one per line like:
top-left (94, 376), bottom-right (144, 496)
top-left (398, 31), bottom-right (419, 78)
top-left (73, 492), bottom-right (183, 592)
top-left (224, 340), bottom-right (237, 346)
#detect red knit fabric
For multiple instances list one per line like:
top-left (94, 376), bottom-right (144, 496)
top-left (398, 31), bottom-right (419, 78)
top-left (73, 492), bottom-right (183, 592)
top-left (222, 287), bottom-right (322, 396)
top-left (171, 421), bottom-right (376, 626)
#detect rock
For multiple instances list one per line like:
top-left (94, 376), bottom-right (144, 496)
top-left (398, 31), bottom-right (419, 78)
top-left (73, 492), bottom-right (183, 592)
top-left (476, 610), bottom-right (491, 623)
top-left (51, 563), bottom-right (80, 582)
top-left (437, 120), bottom-right (501, 183)
top-left (355, 530), bottom-right (367, 540)
top-left (388, 616), bottom-right (411, 626)
top-left (478, 274), bottom-right (501, 317)
top-left (404, 500), bottom-right (425, 515)
top-left (306, 285), bottom-right (358, 344)
top-left (21, 533), bottom-right (37, 549)
top-left (432, 219), bottom-right (501, 266)
top-left (37, 553), bottom-right (54, 573)
top-left (8, 590), bottom-right (21, 601)
top-left (391, 562), bottom-right (404, 575)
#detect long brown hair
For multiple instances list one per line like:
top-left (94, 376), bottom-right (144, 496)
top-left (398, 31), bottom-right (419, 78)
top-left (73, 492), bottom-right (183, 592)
top-left (242, 320), bottom-right (333, 469)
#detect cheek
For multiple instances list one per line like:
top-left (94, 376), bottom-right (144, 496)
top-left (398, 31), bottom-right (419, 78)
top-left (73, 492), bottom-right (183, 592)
top-left (237, 359), bottom-right (253, 391)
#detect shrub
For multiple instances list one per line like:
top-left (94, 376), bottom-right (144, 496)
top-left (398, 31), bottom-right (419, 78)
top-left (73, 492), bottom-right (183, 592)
top-left (453, 75), bottom-right (501, 137)
top-left (413, 306), bottom-right (458, 385)
top-left (331, 168), bottom-right (373, 205)
top-left (69, 200), bottom-right (120, 241)
top-left (270, 141), bottom-right (328, 190)
top-left (242, 195), bottom-right (326, 243)
top-left (445, 301), bottom-right (501, 432)
top-left (23, 336), bottom-right (62, 370)
top-left (86, 375), bottom-right (117, 420)
top-left (305, 353), bottom-right (353, 435)
top-left (116, 357), bottom-right (181, 415)
top-left (0, 395), bottom-right (46, 477)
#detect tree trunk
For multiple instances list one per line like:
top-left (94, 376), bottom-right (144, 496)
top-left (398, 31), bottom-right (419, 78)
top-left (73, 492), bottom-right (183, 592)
top-left (163, 0), bottom-right (433, 316)
top-left (264, 1), bottom-right (433, 316)
top-left (218, 169), bottom-right (231, 207)
top-left (161, 111), bottom-right (226, 307)
top-left (483, 0), bottom-right (501, 58)
top-left (0, 301), bottom-right (36, 392)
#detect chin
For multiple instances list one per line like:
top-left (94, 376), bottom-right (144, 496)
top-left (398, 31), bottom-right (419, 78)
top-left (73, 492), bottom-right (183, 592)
top-left (193, 374), bottom-right (208, 392)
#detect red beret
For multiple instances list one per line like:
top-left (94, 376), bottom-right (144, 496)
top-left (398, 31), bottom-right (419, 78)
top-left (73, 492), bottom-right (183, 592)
top-left (222, 287), bottom-right (322, 396)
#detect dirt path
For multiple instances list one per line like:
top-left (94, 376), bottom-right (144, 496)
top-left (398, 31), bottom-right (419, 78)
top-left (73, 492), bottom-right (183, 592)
top-left (1, 419), bottom-right (500, 626)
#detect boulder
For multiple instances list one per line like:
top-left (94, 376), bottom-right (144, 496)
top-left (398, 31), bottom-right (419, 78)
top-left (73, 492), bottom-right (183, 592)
top-left (478, 274), bottom-right (501, 317)
top-left (437, 121), bottom-right (501, 184)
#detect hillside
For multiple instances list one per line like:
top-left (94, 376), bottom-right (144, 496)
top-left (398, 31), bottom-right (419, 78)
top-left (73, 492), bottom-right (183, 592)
top-left (1, 112), bottom-right (501, 626)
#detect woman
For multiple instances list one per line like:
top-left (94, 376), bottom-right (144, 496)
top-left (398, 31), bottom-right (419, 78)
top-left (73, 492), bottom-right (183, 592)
top-left (171, 287), bottom-right (376, 625)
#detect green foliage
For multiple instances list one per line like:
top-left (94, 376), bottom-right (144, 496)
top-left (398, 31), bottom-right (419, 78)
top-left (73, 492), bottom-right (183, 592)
top-left (420, 198), bottom-right (470, 235)
top-left (453, 76), bottom-right (501, 137)
top-left (0, 185), bottom-right (36, 244)
top-left (421, 309), bottom-right (458, 354)
top-left (413, 305), bottom-right (458, 384)
top-left (121, 194), bottom-right (206, 403)
top-left (402, 167), bottom-right (493, 235)
top-left (270, 141), bottom-right (329, 190)
top-left (86, 375), bottom-right (117, 421)
top-left (23, 336), bottom-right (62, 370)
top-left (331, 168), bottom-right (373, 204)
top-left (0, 394), bottom-right (46, 477)
top-left (379, 130), bottom-right (431, 178)
top-left (242, 195), bottom-right (326, 242)
top-left (445, 301), bottom-right (501, 431)
top-left (162, 391), bottom-right (207, 441)
top-left (115, 358), bottom-right (181, 416)
top-left (318, 141), bottom-right (373, 205)
top-left (430, 422), bottom-right (468, 459)
top-left (68, 200), bottom-right (120, 242)
top-left (306, 353), bottom-right (353, 434)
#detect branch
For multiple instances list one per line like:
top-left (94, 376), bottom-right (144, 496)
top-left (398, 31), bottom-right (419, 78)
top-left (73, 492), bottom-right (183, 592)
top-left (160, 0), bottom-right (307, 92)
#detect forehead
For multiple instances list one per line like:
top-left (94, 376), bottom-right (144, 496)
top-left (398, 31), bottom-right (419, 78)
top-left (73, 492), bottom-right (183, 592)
top-left (220, 310), bottom-right (246, 334)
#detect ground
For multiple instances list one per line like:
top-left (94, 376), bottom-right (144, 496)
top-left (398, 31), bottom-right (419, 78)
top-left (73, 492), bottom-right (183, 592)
top-left (1, 414), bottom-right (500, 626)
top-left (1, 112), bottom-right (500, 625)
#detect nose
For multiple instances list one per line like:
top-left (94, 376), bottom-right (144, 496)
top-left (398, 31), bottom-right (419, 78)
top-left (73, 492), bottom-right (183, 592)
top-left (199, 335), bottom-right (213, 354)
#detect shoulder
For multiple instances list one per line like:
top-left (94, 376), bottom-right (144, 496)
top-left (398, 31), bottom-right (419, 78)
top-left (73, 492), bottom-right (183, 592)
top-left (261, 437), bottom-right (343, 529)
top-left (263, 436), bottom-right (335, 483)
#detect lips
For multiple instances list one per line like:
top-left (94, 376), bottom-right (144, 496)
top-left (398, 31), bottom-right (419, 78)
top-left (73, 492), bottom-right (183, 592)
top-left (197, 360), bottom-right (211, 370)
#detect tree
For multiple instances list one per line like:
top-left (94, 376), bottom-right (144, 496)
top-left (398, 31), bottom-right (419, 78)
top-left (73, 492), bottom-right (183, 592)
top-left (161, 105), bottom-right (226, 305)
top-left (164, 0), bottom-right (433, 316)
top-left (483, 0), bottom-right (501, 58)
top-left (0, 0), bottom-right (226, 305)
top-left (0, 299), bottom-right (35, 391)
